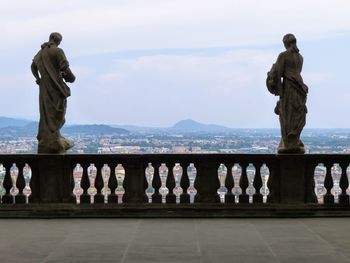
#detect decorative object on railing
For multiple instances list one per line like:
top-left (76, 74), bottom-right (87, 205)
top-left (145, 163), bottom-right (155, 203)
top-left (260, 164), bottom-right (270, 203)
top-left (101, 164), bottom-right (111, 204)
top-left (73, 163), bottom-right (84, 204)
top-left (246, 163), bottom-right (256, 204)
top-left (10, 163), bottom-right (19, 204)
top-left (0, 164), bottom-right (6, 204)
top-left (87, 163), bottom-right (97, 204)
top-left (314, 163), bottom-right (327, 204)
top-left (231, 163), bottom-right (242, 204)
top-left (115, 164), bottom-right (125, 204)
top-left (347, 165), bottom-right (350, 202)
top-left (331, 163), bottom-right (342, 204)
top-left (22, 164), bottom-right (32, 204)
top-left (217, 164), bottom-right (228, 203)
top-left (187, 163), bottom-right (197, 203)
top-left (173, 163), bottom-right (183, 204)
top-left (159, 163), bottom-right (169, 204)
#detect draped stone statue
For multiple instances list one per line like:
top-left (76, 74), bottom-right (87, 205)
top-left (31, 32), bottom-right (75, 153)
top-left (266, 34), bottom-right (308, 154)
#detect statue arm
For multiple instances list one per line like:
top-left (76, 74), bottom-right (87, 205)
top-left (57, 49), bottom-right (76, 83)
top-left (299, 54), bottom-right (308, 94)
top-left (31, 61), bottom-right (40, 85)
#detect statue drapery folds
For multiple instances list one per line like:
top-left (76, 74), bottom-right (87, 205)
top-left (31, 32), bottom-right (75, 153)
top-left (267, 34), bottom-right (308, 154)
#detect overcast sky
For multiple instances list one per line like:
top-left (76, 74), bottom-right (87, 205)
top-left (1, 0), bottom-right (350, 128)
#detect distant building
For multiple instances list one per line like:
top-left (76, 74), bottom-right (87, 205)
top-left (172, 146), bottom-right (189, 153)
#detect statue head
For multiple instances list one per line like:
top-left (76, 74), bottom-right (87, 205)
top-left (283, 33), bottom-right (299, 53)
top-left (49, 32), bottom-right (63, 46)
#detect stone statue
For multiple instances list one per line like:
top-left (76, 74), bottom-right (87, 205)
top-left (266, 34), bottom-right (308, 153)
top-left (31, 32), bottom-right (76, 153)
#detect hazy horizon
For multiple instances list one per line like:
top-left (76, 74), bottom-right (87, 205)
top-left (1, 1), bottom-right (350, 128)
top-left (3, 115), bottom-right (350, 130)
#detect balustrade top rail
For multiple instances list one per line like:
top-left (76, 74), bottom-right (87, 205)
top-left (0, 153), bottom-right (350, 217)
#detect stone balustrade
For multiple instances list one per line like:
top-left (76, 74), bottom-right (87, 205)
top-left (0, 154), bottom-right (349, 217)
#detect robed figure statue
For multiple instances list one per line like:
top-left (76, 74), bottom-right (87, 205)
top-left (266, 34), bottom-right (308, 154)
top-left (31, 32), bottom-right (76, 153)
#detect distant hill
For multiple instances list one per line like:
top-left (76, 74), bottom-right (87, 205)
top-left (0, 122), bottom-right (38, 137)
top-left (113, 119), bottom-right (235, 133)
top-left (62, 124), bottom-right (129, 135)
top-left (0, 122), bottom-right (129, 137)
top-left (112, 124), bottom-right (165, 133)
top-left (0, 116), bottom-right (33, 128)
top-left (169, 119), bottom-right (233, 133)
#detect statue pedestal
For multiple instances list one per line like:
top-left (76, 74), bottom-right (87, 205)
top-left (38, 155), bottom-right (65, 202)
top-left (278, 155), bottom-right (307, 203)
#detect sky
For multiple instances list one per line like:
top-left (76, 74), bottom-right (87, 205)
top-left (0, 0), bottom-right (350, 128)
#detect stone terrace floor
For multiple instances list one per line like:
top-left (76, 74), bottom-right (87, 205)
top-left (1, 218), bottom-right (350, 263)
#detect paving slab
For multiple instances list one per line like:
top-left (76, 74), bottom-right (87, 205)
top-left (0, 218), bottom-right (349, 262)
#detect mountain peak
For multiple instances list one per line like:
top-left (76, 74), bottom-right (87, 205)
top-left (173, 119), bottom-right (201, 126)
top-left (170, 119), bottom-right (232, 133)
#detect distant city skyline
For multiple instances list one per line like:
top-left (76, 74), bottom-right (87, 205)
top-left (1, 1), bottom-right (350, 128)
top-left (2, 115), bottom-right (350, 154)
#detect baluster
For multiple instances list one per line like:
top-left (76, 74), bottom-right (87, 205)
top-left (246, 163), bottom-right (256, 204)
top-left (331, 163), bottom-right (342, 204)
top-left (73, 164), bottom-right (84, 204)
top-left (10, 164), bottom-right (19, 204)
top-left (267, 160), bottom-right (279, 203)
top-left (145, 163), bottom-right (155, 203)
top-left (187, 163), bottom-right (197, 204)
top-left (260, 164), bottom-right (270, 204)
top-left (104, 162), bottom-right (118, 203)
top-left (253, 162), bottom-right (263, 203)
top-left (314, 163), bottom-right (327, 204)
top-left (101, 164), bottom-right (111, 204)
top-left (217, 164), bottom-right (228, 203)
top-left (231, 163), bottom-right (242, 204)
top-left (152, 162), bottom-right (162, 203)
top-left (305, 161), bottom-right (317, 203)
top-left (94, 162), bottom-right (105, 203)
top-left (339, 162), bottom-right (348, 204)
top-left (180, 161), bottom-right (190, 203)
top-left (159, 163), bottom-right (169, 204)
top-left (324, 162), bottom-right (334, 204)
top-left (224, 163), bottom-right (234, 203)
top-left (173, 163), bottom-right (183, 204)
top-left (22, 164), bottom-right (32, 204)
top-left (78, 162), bottom-right (90, 203)
top-left (0, 164), bottom-right (6, 204)
top-left (115, 164), bottom-right (125, 204)
top-left (346, 165), bottom-right (350, 204)
top-left (15, 162), bottom-right (26, 204)
top-left (166, 162), bottom-right (176, 203)
top-left (1, 163), bottom-right (12, 204)
top-left (239, 162), bottom-right (249, 203)
top-left (87, 163), bottom-right (98, 204)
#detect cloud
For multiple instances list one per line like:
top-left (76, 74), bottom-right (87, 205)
top-left (0, 1), bottom-right (349, 128)
top-left (0, 72), bottom-right (39, 119)
top-left (67, 49), bottom-right (280, 127)
top-left (67, 47), bottom-right (342, 128)
top-left (1, 0), bottom-right (350, 56)
top-left (0, 45), bottom-right (347, 128)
